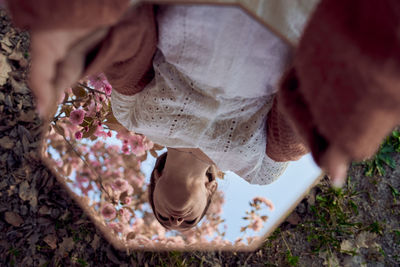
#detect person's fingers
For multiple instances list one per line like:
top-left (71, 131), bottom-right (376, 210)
top-left (53, 28), bottom-right (108, 93)
top-left (29, 29), bottom-right (98, 119)
top-left (330, 161), bottom-right (348, 188)
top-left (29, 32), bottom-right (61, 119)
top-left (320, 146), bottom-right (349, 188)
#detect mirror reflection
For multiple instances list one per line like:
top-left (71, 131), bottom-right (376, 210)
top-left (42, 3), bottom-right (321, 250)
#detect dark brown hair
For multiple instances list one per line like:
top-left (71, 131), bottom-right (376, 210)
top-left (148, 152), bottom-right (216, 229)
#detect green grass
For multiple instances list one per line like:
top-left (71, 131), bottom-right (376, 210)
top-left (285, 250), bottom-right (299, 266)
top-left (7, 247), bottom-right (21, 267)
top-left (366, 221), bottom-right (385, 236)
top-left (363, 130), bottom-right (400, 176)
top-left (303, 177), bottom-right (363, 254)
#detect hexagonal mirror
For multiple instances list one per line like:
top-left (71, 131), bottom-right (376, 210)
top-left (40, 0), bottom-right (322, 251)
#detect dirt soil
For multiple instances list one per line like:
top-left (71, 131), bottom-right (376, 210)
top-left (0, 9), bottom-right (399, 267)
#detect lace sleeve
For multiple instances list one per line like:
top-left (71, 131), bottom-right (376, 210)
top-left (248, 155), bottom-right (289, 185)
top-left (110, 89), bottom-right (138, 132)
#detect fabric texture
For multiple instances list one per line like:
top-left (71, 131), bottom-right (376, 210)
top-left (266, 97), bottom-right (309, 162)
top-left (278, 0), bottom-right (400, 168)
top-left (6, 0), bottom-right (130, 30)
top-left (111, 5), bottom-right (292, 185)
top-left (83, 4), bottom-right (158, 96)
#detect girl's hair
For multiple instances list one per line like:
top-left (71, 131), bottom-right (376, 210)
top-left (148, 152), bottom-right (216, 229)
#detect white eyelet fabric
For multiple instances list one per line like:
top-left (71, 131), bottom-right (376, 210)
top-left (111, 5), bottom-right (291, 185)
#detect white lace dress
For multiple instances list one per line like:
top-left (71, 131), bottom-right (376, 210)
top-left (111, 5), bottom-right (291, 185)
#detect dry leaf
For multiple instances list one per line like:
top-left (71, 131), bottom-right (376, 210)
top-left (58, 237), bottom-right (75, 253)
top-left (0, 53), bottom-right (11, 86)
top-left (10, 77), bottom-right (30, 94)
top-left (319, 251), bottom-right (340, 267)
top-left (73, 219), bottom-right (86, 225)
top-left (355, 231), bottom-right (377, 249)
top-left (1, 33), bottom-right (13, 46)
top-left (91, 234), bottom-right (100, 250)
top-left (340, 239), bottom-right (356, 254)
top-left (5, 211), bottom-right (23, 227)
top-left (18, 180), bottom-right (31, 201)
top-left (8, 50), bottom-right (20, 59)
top-left (43, 235), bottom-right (58, 250)
top-left (0, 136), bottom-right (14, 149)
top-left (38, 205), bottom-right (50, 215)
top-left (286, 212), bottom-right (301, 225)
top-left (18, 180), bottom-right (38, 209)
top-left (18, 110), bottom-right (36, 122)
top-left (0, 39), bottom-right (12, 53)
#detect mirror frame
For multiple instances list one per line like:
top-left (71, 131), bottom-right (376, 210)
top-left (40, 0), bottom-right (323, 251)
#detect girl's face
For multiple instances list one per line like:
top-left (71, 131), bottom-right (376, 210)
top-left (152, 149), bottom-right (218, 230)
top-left (153, 174), bottom-right (209, 230)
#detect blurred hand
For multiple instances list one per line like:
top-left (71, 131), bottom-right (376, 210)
top-left (320, 146), bottom-right (349, 188)
top-left (29, 28), bottom-right (108, 120)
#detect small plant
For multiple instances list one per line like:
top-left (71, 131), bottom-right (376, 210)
top-left (281, 233), bottom-right (299, 266)
top-left (285, 250), bottom-right (299, 266)
top-left (76, 258), bottom-right (89, 267)
top-left (366, 222), bottom-right (385, 236)
top-left (303, 177), bottom-right (362, 253)
top-left (8, 247), bottom-right (21, 267)
top-left (363, 130), bottom-right (399, 176)
top-left (387, 183), bottom-right (400, 204)
top-left (393, 229), bottom-right (400, 245)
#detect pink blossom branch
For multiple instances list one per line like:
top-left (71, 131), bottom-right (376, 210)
top-left (64, 98), bottom-right (86, 104)
top-left (57, 127), bottom-right (113, 202)
top-left (78, 82), bottom-right (107, 95)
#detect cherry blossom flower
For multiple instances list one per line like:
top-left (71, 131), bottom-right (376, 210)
top-left (69, 109), bottom-right (86, 125)
top-left (131, 218), bottom-right (144, 233)
top-left (74, 131), bottom-right (83, 140)
top-left (94, 123), bottom-right (108, 138)
top-left (253, 196), bottom-right (275, 211)
top-left (80, 183), bottom-right (94, 196)
top-left (122, 144), bottom-right (130, 154)
top-left (234, 238), bottom-right (245, 246)
top-left (119, 208), bottom-right (131, 223)
top-left (127, 174), bottom-right (144, 188)
top-left (165, 236), bottom-right (185, 247)
top-left (104, 83), bottom-right (112, 96)
top-left (88, 73), bottom-right (108, 90)
top-left (249, 214), bottom-right (263, 232)
top-left (134, 234), bottom-right (151, 245)
top-left (86, 100), bottom-right (99, 117)
top-left (108, 222), bottom-right (124, 233)
top-left (97, 95), bottom-right (105, 102)
top-left (247, 237), bottom-right (256, 244)
top-left (112, 178), bottom-right (127, 191)
top-left (76, 175), bottom-right (89, 184)
top-left (123, 197), bottom-right (132, 205)
top-left (101, 203), bottom-right (117, 220)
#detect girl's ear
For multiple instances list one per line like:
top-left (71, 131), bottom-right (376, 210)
top-left (205, 180), bottom-right (218, 196)
top-left (205, 165), bottom-right (218, 195)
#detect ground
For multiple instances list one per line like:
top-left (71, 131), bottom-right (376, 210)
top-left (0, 9), bottom-right (399, 267)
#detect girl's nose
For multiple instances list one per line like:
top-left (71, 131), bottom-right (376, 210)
top-left (170, 216), bottom-right (183, 226)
